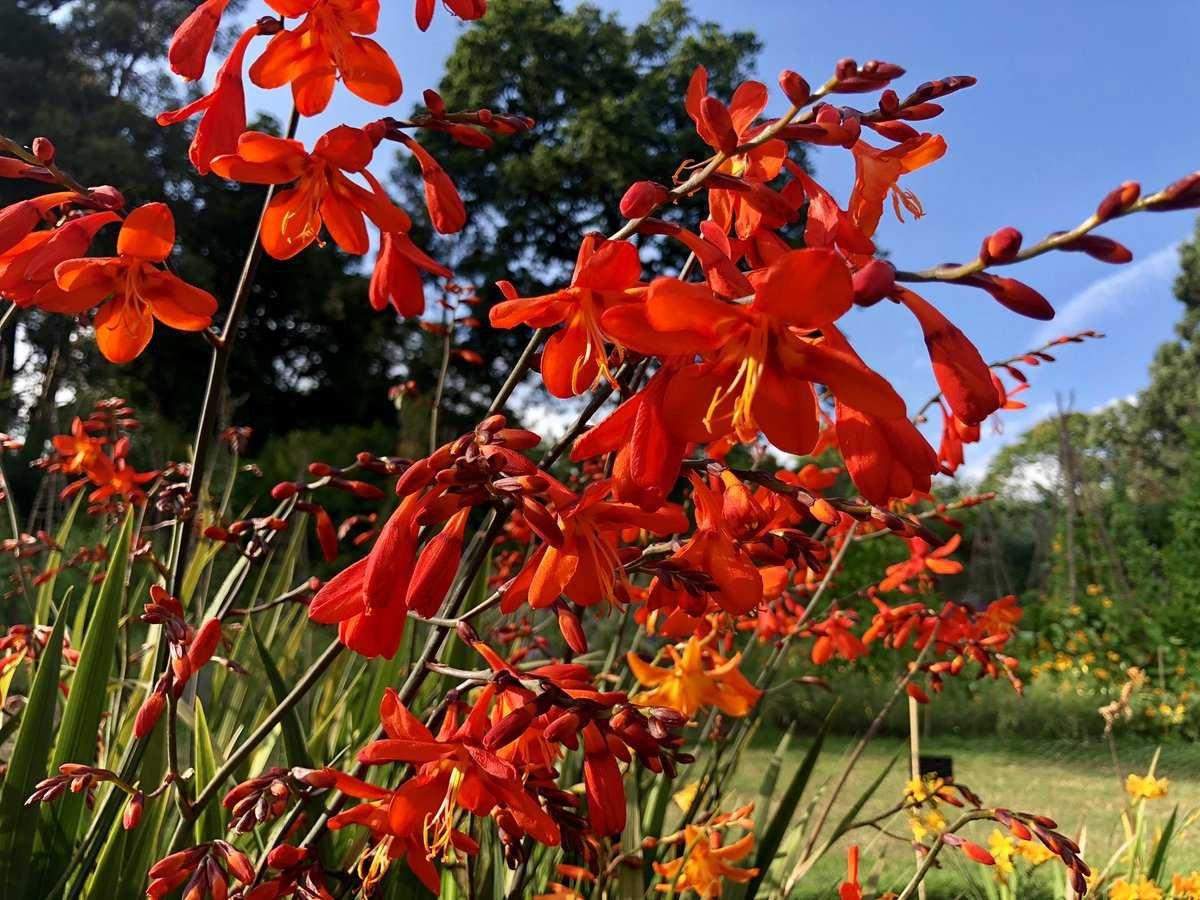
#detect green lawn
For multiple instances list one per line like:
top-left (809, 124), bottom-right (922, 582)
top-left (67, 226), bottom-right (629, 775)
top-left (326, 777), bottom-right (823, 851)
top-left (713, 734), bottom-right (1200, 899)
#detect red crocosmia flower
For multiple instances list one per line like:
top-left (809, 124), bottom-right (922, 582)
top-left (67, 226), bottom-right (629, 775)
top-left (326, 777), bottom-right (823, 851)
top-left (1, 212), bottom-right (120, 306)
top-left (167, 0), bottom-right (230, 81)
top-left (325, 770), bottom-right (477, 893)
top-left (248, 0), bottom-right (402, 117)
top-left (895, 287), bottom-right (1000, 426)
top-left (648, 472), bottom-right (773, 618)
top-left (52, 417), bottom-right (114, 483)
top-left (307, 491), bottom-right (423, 658)
top-left (368, 230), bottom-right (452, 317)
top-left (936, 403), bottom-right (980, 475)
top-left (158, 24), bottom-right (260, 175)
top-left (810, 609), bottom-right (866, 665)
top-left (394, 134), bottom-right (466, 234)
top-left (354, 688), bottom-right (560, 856)
top-left (781, 160), bottom-right (876, 258)
top-left (848, 133), bottom-right (947, 239)
top-left (570, 365), bottom-right (686, 512)
top-left (490, 234), bottom-right (642, 399)
top-left (89, 459), bottom-right (159, 506)
top-left (603, 249), bottom-right (904, 454)
top-left (840, 845), bottom-right (864, 900)
top-left (211, 126), bottom-right (410, 260)
top-left (502, 479), bottom-right (688, 612)
top-left (415, 0), bottom-right (487, 31)
top-left (49, 203), bottom-right (217, 364)
top-left (0, 191), bottom-right (89, 256)
top-left (685, 66), bottom-right (788, 239)
top-left (835, 400), bottom-right (938, 506)
top-left (404, 507), bottom-right (469, 617)
top-left (879, 534), bottom-right (964, 593)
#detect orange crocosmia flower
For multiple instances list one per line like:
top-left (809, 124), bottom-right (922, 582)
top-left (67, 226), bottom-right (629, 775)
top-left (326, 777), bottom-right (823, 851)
top-left (307, 491), bottom-right (423, 659)
top-left (878, 534), bottom-right (964, 593)
top-left (52, 417), bottom-right (113, 482)
top-left (835, 399), bottom-right (938, 506)
top-left (570, 365), bottom-right (687, 512)
top-left (810, 609), bottom-right (866, 665)
top-left (210, 126), bottom-right (410, 260)
top-left (978, 594), bottom-right (1021, 636)
top-left (895, 287), bottom-right (999, 426)
top-left (501, 479), bottom-right (688, 612)
top-left (2, 212), bottom-right (120, 307)
top-left (652, 824), bottom-right (759, 898)
top-left (368, 230), bottom-right (453, 317)
top-left (604, 249), bottom-right (904, 454)
top-left (626, 631), bottom-right (761, 717)
top-left (685, 66), bottom-right (788, 240)
top-left (167, 0), bottom-right (230, 81)
top-left (839, 845), bottom-right (864, 900)
top-left (352, 688), bottom-right (560, 856)
top-left (848, 133), bottom-right (947, 239)
top-left (48, 203), bottom-right (217, 364)
top-left (490, 234), bottom-right (643, 399)
top-left (324, 771), bottom-right (476, 893)
top-left (158, 24), bottom-right (260, 175)
top-left (415, 0), bottom-right (487, 31)
top-left (395, 133), bottom-right (466, 235)
top-left (647, 471), bottom-right (780, 619)
top-left (248, 0), bottom-right (402, 117)
top-left (88, 459), bottom-right (158, 506)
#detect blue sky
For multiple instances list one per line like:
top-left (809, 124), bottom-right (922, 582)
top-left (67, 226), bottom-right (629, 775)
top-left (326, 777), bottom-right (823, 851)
top-left (242, 0), bottom-right (1200, 478)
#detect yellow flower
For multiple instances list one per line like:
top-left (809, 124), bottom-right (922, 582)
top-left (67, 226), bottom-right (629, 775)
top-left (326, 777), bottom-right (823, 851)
top-left (904, 774), bottom-right (945, 805)
top-left (1086, 584), bottom-right (1103, 596)
top-left (1172, 871), bottom-right (1200, 899)
top-left (627, 632), bottom-right (761, 718)
top-left (652, 819), bottom-right (759, 898)
top-left (987, 829), bottom-right (1015, 880)
top-left (1108, 876), bottom-right (1163, 900)
top-left (1125, 772), bottom-right (1169, 801)
top-left (1016, 839), bottom-right (1054, 866)
top-left (907, 808), bottom-right (946, 842)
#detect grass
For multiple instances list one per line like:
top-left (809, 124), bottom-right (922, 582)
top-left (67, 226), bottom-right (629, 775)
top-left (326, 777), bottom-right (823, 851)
top-left (710, 733), bottom-right (1200, 899)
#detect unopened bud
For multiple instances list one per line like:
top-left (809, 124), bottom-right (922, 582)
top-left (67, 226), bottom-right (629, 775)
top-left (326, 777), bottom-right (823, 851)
top-left (1095, 180), bottom-right (1140, 222)
top-left (851, 259), bottom-right (895, 307)
top-left (31, 137), bottom-right (55, 164)
top-left (619, 181), bottom-right (671, 219)
top-left (123, 791), bottom-right (144, 830)
top-left (980, 226), bottom-right (1022, 264)
top-left (778, 70), bottom-right (810, 107)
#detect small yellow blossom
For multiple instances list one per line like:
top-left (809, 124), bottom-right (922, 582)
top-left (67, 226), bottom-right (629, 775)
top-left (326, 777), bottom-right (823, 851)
top-left (1172, 871), bottom-right (1200, 899)
top-left (1108, 876), bottom-right (1163, 900)
top-left (1016, 839), bottom-right (1054, 866)
top-left (1125, 772), bottom-right (1169, 801)
top-left (907, 808), bottom-right (946, 842)
top-left (987, 829), bottom-right (1015, 880)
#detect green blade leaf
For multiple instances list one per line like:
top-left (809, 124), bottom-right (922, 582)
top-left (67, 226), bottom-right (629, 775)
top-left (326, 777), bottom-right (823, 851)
top-left (1147, 804), bottom-right (1178, 883)
top-left (0, 603), bottom-right (68, 895)
top-left (191, 698), bottom-right (223, 843)
top-left (48, 511), bottom-right (135, 846)
top-left (248, 619), bottom-right (313, 768)
top-left (742, 710), bottom-right (834, 900)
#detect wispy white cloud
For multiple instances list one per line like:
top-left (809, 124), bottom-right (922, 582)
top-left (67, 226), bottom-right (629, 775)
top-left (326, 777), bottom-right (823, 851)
top-left (1032, 241), bottom-right (1181, 344)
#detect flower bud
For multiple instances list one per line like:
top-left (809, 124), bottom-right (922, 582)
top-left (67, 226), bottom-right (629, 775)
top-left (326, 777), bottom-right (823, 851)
top-left (851, 259), bottom-right (895, 307)
top-left (134, 691), bottom-right (165, 739)
top-left (778, 70), bottom-right (810, 107)
top-left (1095, 180), bottom-right (1140, 221)
top-left (980, 226), bottom-right (1022, 265)
top-left (31, 137), bottom-right (55, 164)
top-left (123, 791), bottom-right (144, 830)
top-left (619, 181), bottom-right (671, 219)
top-left (270, 481), bottom-right (299, 501)
top-left (1058, 234), bottom-right (1132, 264)
top-left (555, 603), bottom-right (588, 655)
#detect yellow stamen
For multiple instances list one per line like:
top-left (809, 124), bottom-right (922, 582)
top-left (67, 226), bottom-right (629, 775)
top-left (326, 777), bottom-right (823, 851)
top-left (703, 326), bottom-right (767, 442)
top-left (423, 766), bottom-right (466, 862)
top-left (355, 835), bottom-right (394, 895)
